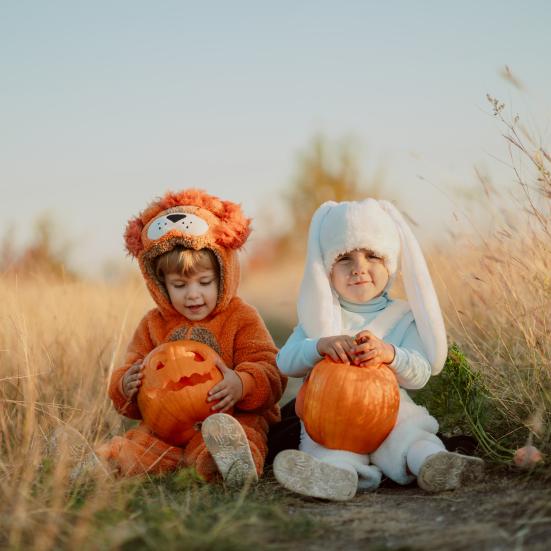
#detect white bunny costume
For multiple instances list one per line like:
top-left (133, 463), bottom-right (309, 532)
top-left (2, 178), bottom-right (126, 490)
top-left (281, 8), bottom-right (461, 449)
top-left (276, 199), bottom-right (448, 489)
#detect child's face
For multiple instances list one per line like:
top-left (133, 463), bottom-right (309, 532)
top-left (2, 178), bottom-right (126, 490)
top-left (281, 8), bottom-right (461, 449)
top-left (330, 249), bottom-right (389, 303)
top-left (164, 267), bottom-right (219, 321)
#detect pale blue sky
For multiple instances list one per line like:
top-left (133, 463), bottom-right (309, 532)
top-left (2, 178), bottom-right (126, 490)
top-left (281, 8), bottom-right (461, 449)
top-left (2, 1), bottom-right (550, 275)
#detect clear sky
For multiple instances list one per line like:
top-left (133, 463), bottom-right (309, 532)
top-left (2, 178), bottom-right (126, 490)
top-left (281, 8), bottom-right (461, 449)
top-left (2, 1), bottom-right (550, 275)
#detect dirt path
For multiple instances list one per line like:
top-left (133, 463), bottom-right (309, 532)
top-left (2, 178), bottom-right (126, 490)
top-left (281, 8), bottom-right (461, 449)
top-left (280, 470), bottom-right (551, 550)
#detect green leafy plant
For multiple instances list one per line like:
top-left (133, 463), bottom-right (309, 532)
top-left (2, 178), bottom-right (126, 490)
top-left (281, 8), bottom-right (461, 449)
top-left (411, 344), bottom-right (518, 462)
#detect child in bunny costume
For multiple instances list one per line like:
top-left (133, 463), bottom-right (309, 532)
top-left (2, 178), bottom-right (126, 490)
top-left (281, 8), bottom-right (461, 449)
top-left (273, 199), bottom-right (484, 500)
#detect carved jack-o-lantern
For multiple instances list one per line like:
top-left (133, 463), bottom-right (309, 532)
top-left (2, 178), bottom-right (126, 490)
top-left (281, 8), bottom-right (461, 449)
top-left (137, 340), bottom-right (223, 445)
top-left (296, 358), bottom-right (400, 454)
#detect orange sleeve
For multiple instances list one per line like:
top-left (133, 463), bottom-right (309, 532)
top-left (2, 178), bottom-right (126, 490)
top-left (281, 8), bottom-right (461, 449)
top-left (233, 305), bottom-right (287, 413)
top-left (109, 313), bottom-right (155, 419)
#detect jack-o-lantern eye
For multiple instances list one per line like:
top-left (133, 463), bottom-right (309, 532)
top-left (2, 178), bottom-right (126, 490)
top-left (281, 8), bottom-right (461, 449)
top-left (193, 352), bottom-right (205, 362)
top-left (156, 361), bottom-right (165, 370)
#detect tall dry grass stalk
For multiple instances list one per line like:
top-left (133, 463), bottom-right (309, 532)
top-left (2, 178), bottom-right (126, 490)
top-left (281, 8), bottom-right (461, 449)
top-left (0, 273), bottom-right (153, 549)
top-left (432, 100), bottom-right (551, 452)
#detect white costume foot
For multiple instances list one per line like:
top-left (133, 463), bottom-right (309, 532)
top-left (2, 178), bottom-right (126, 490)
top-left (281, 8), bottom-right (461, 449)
top-left (201, 413), bottom-right (258, 487)
top-left (273, 450), bottom-right (358, 501)
top-left (417, 451), bottom-right (484, 492)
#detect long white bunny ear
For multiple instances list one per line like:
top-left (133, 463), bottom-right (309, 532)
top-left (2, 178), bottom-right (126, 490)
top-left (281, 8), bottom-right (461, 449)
top-left (379, 201), bottom-right (448, 374)
top-left (298, 202), bottom-right (342, 338)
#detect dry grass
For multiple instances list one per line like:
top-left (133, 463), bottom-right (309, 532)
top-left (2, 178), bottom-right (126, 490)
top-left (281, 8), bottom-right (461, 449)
top-left (433, 220), bottom-right (550, 448)
top-left (0, 273), bottom-right (152, 549)
top-left (433, 101), bottom-right (551, 454)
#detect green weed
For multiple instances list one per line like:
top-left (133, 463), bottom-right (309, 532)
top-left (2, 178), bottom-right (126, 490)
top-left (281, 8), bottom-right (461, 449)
top-left (412, 344), bottom-right (519, 462)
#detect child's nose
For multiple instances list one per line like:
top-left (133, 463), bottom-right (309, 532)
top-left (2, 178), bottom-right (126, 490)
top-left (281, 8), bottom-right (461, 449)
top-left (186, 284), bottom-right (201, 297)
top-left (352, 260), bottom-right (368, 274)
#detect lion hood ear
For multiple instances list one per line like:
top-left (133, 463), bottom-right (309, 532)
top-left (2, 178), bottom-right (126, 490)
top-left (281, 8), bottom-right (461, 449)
top-left (210, 199), bottom-right (251, 249)
top-left (124, 216), bottom-right (146, 258)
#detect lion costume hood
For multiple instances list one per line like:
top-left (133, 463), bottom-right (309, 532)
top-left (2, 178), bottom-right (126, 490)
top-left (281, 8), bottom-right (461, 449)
top-left (124, 189), bottom-right (251, 318)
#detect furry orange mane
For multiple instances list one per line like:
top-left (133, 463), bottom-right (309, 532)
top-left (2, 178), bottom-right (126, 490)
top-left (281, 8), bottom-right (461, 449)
top-left (124, 189), bottom-right (251, 258)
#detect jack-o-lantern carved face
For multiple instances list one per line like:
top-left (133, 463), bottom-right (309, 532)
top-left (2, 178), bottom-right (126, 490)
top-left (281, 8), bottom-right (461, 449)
top-left (296, 357), bottom-right (400, 454)
top-left (137, 340), bottom-right (224, 445)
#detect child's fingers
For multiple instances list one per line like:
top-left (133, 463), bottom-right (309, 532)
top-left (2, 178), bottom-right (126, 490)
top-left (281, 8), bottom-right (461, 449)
top-left (127, 380), bottom-right (142, 393)
top-left (214, 357), bottom-right (230, 375)
top-left (325, 350), bottom-right (339, 362)
top-left (208, 381), bottom-right (225, 396)
top-left (130, 362), bottom-right (142, 373)
top-left (359, 361), bottom-right (379, 368)
top-left (211, 395), bottom-right (233, 412)
top-left (359, 354), bottom-right (383, 367)
top-left (353, 342), bottom-right (374, 355)
top-left (207, 384), bottom-right (229, 402)
top-left (355, 330), bottom-right (373, 344)
top-left (340, 338), bottom-right (356, 356)
top-left (356, 349), bottom-right (378, 361)
top-left (358, 353), bottom-right (379, 365)
top-left (332, 344), bottom-right (350, 364)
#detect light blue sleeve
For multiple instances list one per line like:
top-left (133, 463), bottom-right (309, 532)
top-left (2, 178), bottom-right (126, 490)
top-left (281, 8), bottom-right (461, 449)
top-left (388, 317), bottom-right (432, 390)
top-left (276, 324), bottom-right (324, 378)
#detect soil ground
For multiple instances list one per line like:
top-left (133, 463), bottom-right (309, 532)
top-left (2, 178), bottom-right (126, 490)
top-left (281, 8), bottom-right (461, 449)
top-left (271, 468), bottom-right (551, 551)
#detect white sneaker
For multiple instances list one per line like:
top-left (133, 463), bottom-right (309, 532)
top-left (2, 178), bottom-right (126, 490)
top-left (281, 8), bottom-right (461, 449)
top-left (48, 425), bottom-right (89, 461)
top-left (48, 425), bottom-right (112, 481)
top-left (201, 413), bottom-right (258, 487)
top-left (273, 450), bottom-right (358, 501)
top-left (69, 452), bottom-right (111, 482)
top-left (417, 451), bottom-right (484, 492)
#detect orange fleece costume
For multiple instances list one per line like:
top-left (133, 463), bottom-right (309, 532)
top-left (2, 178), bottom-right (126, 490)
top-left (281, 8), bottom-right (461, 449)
top-left (96, 189), bottom-right (286, 480)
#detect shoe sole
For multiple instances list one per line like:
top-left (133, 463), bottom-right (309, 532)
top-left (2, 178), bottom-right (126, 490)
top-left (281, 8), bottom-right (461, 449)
top-left (417, 451), bottom-right (484, 492)
top-left (49, 426), bottom-right (112, 481)
top-left (201, 413), bottom-right (258, 486)
top-left (49, 425), bottom-right (90, 460)
top-left (273, 450), bottom-right (357, 501)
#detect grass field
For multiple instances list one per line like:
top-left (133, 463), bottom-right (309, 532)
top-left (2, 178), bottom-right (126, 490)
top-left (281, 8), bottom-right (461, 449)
top-left (1, 207), bottom-right (549, 549)
top-left (1, 108), bottom-right (549, 550)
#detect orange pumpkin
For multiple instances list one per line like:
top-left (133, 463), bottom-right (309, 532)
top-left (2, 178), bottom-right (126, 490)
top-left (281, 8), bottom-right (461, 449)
top-left (296, 358), bottom-right (400, 454)
top-left (137, 340), bottom-right (223, 445)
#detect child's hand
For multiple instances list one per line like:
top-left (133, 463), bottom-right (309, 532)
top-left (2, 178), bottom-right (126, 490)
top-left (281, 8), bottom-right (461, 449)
top-left (353, 331), bottom-right (395, 367)
top-left (207, 358), bottom-right (243, 413)
top-left (317, 335), bottom-right (356, 363)
top-left (122, 361), bottom-right (144, 399)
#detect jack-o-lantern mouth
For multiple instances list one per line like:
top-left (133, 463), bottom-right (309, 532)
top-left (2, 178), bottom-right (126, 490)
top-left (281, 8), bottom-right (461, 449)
top-left (147, 349), bottom-right (213, 394)
top-left (163, 371), bottom-right (213, 391)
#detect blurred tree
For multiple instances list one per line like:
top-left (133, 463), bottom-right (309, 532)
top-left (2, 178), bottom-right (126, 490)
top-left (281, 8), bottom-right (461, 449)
top-left (278, 134), bottom-right (386, 256)
top-left (1, 213), bottom-right (74, 279)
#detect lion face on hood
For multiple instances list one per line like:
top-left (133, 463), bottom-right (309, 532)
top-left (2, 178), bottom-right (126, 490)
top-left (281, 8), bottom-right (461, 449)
top-left (124, 189), bottom-right (251, 318)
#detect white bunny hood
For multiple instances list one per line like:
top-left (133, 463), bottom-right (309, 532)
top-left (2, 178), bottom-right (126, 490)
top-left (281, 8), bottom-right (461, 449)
top-left (297, 198), bottom-right (448, 375)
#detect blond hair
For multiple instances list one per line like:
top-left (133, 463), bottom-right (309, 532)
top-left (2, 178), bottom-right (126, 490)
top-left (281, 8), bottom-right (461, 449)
top-left (155, 247), bottom-right (219, 280)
